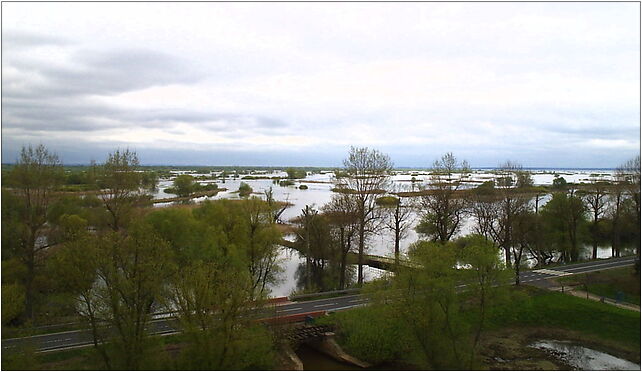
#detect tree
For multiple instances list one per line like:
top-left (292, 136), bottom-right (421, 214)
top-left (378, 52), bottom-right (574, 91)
top-left (416, 153), bottom-right (469, 244)
top-left (293, 206), bottom-right (342, 292)
top-left (376, 194), bottom-right (414, 266)
top-left (238, 182), bottom-right (253, 197)
top-left (323, 193), bottom-right (360, 289)
top-left (490, 161), bottom-right (531, 267)
top-left (392, 240), bottom-right (467, 369)
top-left (194, 199), bottom-right (283, 299)
top-left (468, 181), bottom-right (498, 241)
top-left (6, 144), bottom-right (64, 319)
top-left (456, 235), bottom-right (509, 368)
top-left (169, 258), bottom-right (275, 370)
top-left (50, 220), bottom-right (175, 370)
top-left (100, 149), bottom-right (145, 231)
top-left (617, 156), bottom-right (640, 256)
top-left (285, 167), bottom-right (306, 179)
top-left (173, 174), bottom-right (196, 197)
top-left (579, 180), bottom-right (609, 259)
top-left (339, 146), bottom-right (393, 285)
top-left (541, 193), bottom-right (587, 262)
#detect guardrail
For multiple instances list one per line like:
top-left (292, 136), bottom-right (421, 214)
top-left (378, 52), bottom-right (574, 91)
top-left (289, 287), bottom-right (361, 301)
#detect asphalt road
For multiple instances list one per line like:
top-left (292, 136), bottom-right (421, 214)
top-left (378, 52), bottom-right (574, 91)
top-left (2, 256), bottom-right (637, 353)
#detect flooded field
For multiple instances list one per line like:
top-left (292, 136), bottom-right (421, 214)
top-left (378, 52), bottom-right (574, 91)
top-left (151, 168), bottom-right (619, 296)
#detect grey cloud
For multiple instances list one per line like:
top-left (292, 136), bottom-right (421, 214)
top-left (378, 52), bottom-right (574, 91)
top-left (2, 30), bottom-right (69, 48)
top-left (33, 48), bottom-right (202, 97)
top-left (2, 96), bottom-right (290, 135)
top-left (3, 43), bottom-right (204, 100)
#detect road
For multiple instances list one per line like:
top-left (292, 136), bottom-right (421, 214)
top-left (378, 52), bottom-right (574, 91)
top-left (2, 256), bottom-right (637, 353)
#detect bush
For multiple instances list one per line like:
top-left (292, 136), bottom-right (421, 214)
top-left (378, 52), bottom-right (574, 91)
top-left (238, 182), bottom-right (253, 197)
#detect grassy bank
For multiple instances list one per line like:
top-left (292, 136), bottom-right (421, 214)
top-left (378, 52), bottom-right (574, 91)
top-left (486, 286), bottom-right (640, 346)
top-left (320, 285), bottom-right (640, 369)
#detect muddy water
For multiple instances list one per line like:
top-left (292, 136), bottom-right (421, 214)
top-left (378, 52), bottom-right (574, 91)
top-left (530, 340), bottom-right (640, 370)
top-left (295, 344), bottom-right (362, 370)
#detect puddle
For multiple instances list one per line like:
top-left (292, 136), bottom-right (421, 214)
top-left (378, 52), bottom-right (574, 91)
top-left (530, 340), bottom-right (640, 370)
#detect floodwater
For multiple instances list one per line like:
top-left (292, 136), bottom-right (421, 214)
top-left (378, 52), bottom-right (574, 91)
top-left (151, 169), bottom-right (620, 297)
top-left (530, 340), bottom-right (640, 370)
top-left (295, 344), bottom-right (362, 371)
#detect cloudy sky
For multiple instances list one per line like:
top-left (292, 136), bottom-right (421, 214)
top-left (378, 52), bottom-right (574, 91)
top-left (2, 2), bottom-right (639, 167)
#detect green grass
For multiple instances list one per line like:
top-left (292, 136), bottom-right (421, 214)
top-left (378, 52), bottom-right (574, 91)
top-left (321, 285), bottom-right (640, 369)
top-left (488, 286), bottom-right (640, 347)
top-left (557, 267), bottom-right (640, 305)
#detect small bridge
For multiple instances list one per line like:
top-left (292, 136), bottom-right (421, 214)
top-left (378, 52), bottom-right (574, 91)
top-left (281, 325), bottom-right (334, 346)
top-left (278, 239), bottom-right (419, 271)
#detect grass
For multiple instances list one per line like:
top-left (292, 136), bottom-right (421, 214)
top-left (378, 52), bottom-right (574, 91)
top-left (557, 266), bottom-right (640, 305)
top-left (487, 286), bottom-right (640, 347)
top-left (321, 284), bottom-right (640, 369)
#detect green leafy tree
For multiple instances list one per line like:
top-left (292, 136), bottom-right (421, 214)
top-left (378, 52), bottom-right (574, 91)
top-left (55, 222), bottom-right (175, 370)
top-left (238, 182), bottom-right (253, 197)
top-left (541, 193), bottom-right (587, 262)
top-left (100, 149), bottom-right (145, 231)
top-left (170, 258), bottom-right (275, 370)
top-left (456, 235), bottom-right (509, 367)
top-left (173, 174), bottom-right (196, 197)
top-left (617, 156), bottom-right (640, 256)
top-left (5, 144), bottom-right (64, 319)
top-left (285, 167), bottom-right (306, 179)
top-left (392, 241), bottom-right (468, 368)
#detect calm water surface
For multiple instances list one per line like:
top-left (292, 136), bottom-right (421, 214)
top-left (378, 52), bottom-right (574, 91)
top-left (152, 169), bottom-right (619, 297)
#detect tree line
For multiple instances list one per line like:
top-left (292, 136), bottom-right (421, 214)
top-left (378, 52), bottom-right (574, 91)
top-left (1, 143), bottom-right (639, 369)
top-left (2, 145), bottom-right (282, 369)
top-left (291, 148), bottom-right (639, 292)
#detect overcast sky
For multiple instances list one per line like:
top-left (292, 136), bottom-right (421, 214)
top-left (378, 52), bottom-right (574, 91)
top-left (2, 2), bottom-right (639, 168)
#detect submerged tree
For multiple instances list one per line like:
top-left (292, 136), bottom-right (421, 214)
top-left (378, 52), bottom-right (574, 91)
top-left (541, 193), bottom-right (587, 262)
top-left (323, 193), bottom-right (360, 289)
top-left (339, 146), bottom-right (393, 285)
top-left (376, 194), bottom-right (414, 266)
top-left (579, 180), bottom-right (609, 259)
top-left (416, 153), bottom-right (470, 244)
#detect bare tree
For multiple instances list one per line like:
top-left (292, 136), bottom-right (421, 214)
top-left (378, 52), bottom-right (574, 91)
top-left (416, 153), bottom-right (470, 244)
top-left (377, 191), bottom-right (415, 266)
top-left (468, 182), bottom-right (499, 241)
top-left (339, 146), bottom-right (393, 285)
top-left (489, 161), bottom-right (531, 267)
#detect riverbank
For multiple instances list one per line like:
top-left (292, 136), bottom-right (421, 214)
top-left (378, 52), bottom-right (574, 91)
top-left (318, 285), bottom-right (640, 369)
